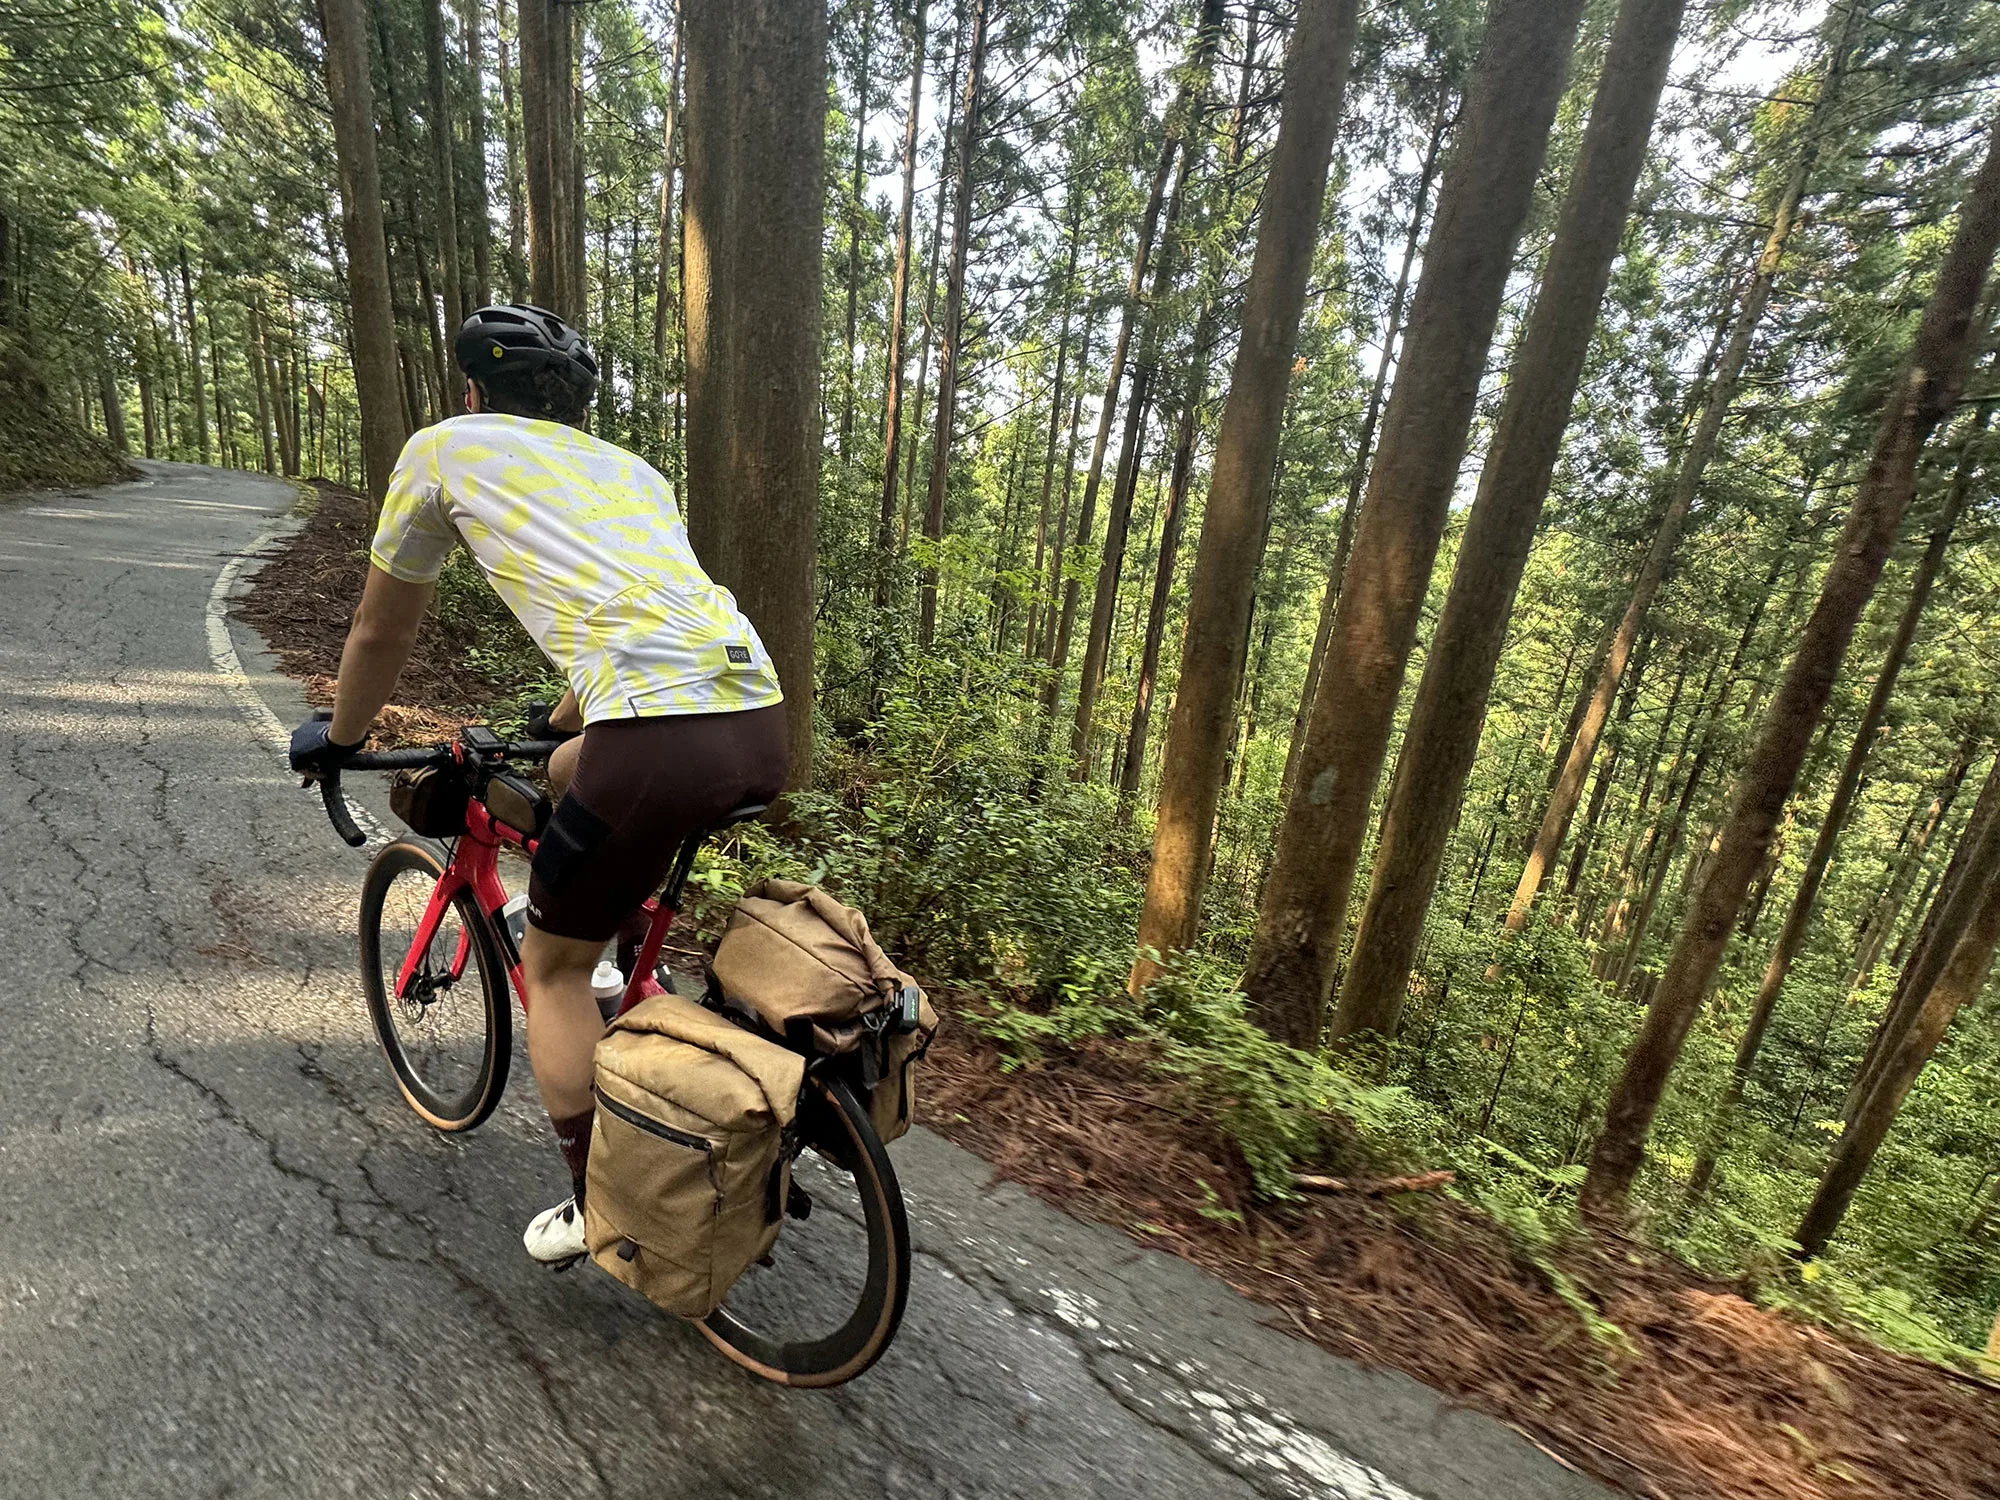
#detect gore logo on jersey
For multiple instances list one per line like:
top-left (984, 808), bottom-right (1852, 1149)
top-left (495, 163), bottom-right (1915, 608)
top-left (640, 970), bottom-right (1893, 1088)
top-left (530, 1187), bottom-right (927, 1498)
top-left (725, 644), bottom-right (752, 665)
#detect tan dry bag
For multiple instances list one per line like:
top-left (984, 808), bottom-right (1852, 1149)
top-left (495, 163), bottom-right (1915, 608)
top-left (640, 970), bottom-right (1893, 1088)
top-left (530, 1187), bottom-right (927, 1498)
top-left (584, 992), bottom-right (805, 1319)
top-left (710, 879), bottom-right (938, 1142)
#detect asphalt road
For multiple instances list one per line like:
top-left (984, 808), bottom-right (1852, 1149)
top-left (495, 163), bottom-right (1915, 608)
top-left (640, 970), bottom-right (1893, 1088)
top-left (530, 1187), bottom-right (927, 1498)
top-left (0, 462), bottom-right (1609, 1500)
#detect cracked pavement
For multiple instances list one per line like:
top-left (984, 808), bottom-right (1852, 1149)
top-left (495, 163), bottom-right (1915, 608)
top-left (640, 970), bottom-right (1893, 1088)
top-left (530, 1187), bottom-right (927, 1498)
top-left (0, 463), bottom-right (1610, 1500)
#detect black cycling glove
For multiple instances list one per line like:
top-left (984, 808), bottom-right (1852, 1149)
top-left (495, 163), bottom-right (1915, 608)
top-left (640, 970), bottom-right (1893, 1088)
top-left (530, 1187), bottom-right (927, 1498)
top-left (290, 711), bottom-right (364, 780)
top-left (523, 701), bottom-right (580, 743)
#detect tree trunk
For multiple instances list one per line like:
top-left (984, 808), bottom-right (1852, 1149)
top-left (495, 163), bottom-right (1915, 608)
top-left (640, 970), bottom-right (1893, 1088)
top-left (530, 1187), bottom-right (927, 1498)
top-left (1126, 0), bottom-right (1362, 995)
top-left (320, 0), bottom-right (410, 509)
top-left (1070, 0), bottom-right (1228, 774)
top-left (497, 0), bottom-right (528, 298)
top-left (246, 308), bottom-right (276, 471)
top-left (518, 0), bottom-right (565, 315)
top-left (1242, 0), bottom-right (1590, 1046)
top-left (915, 0), bottom-right (989, 647)
top-left (176, 245), bottom-right (210, 463)
top-left (1024, 193), bottom-right (1081, 650)
top-left (423, 0), bottom-right (468, 395)
top-left (97, 365), bottom-right (129, 453)
top-left (461, 0), bottom-right (493, 307)
top-left (650, 17), bottom-right (684, 439)
top-left (1845, 747), bottom-right (2000, 1120)
top-left (1851, 748), bottom-right (1975, 993)
top-left (1687, 410), bottom-right (1989, 1198)
top-left (1582, 108), bottom-right (2000, 1218)
top-left (876, 0), bottom-right (929, 608)
top-left (1281, 91), bottom-right (1449, 806)
top-left (1041, 67), bottom-right (1187, 716)
top-left (1505, 13), bottom-right (1863, 934)
top-left (682, 0), bottom-right (826, 784)
top-left (1796, 760), bottom-right (2000, 1257)
top-left (1332, 0), bottom-right (1686, 1043)
top-left (837, 0), bottom-right (873, 466)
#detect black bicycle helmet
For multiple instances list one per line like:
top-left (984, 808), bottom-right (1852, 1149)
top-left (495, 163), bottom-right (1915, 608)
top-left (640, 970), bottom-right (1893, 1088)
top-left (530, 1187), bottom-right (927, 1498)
top-left (454, 303), bottom-right (599, 403)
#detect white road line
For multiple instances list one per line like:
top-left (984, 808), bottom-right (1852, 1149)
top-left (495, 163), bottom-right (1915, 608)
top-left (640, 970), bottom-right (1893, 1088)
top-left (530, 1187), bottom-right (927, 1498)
top-left (205, 518), bottom-right (389, 846)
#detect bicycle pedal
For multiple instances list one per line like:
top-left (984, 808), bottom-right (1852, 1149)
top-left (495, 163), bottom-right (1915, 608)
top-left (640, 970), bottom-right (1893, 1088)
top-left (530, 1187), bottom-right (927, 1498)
top-left (786, 1182), bottom-right (813, 1221)
top-left (546, 1252), bottom-right (586, 1274)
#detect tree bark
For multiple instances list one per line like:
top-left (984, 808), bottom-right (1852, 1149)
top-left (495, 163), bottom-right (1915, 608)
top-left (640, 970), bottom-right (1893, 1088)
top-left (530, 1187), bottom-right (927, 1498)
top-left (1041, 63), bottom-right (1189, 716)
top-left (1242, 0), bottom-right (1590, 1047)
top-left (1281, 90), bottom-right (1450, 805)
top-left (1069, 0), bottom-right (1228, 775)
top-left (876, 0), bottom-right (929, 608)
top-left (915, 0), bottom-right (989, 647)
top-left (1687, 406), bottom-right (1989, 1198)
top-left (837, 0), bottom-right (873, 466)
top-left (1333, 0), bottom-right (1687, 1043)
top-left (517, 0), bottom-right (575, 318)
top-left (682, 0), bottom-right (826, 784)
top-left (1796, 758), bottom-right (2000, 1257)
top-left (1126, 0), bottom-right (1362, 995)
top-left (650, 17), bottom-right (684, 438)
top-left (1505, 13), bottom-right (1862, 934)
top-left (497, 0), bottom-right (528, 298)
top-left (1845, 746), bottom-right (2000, 1119)
top-left (423, 0), bottom-right (468, 392)
top-left (1582, 108), bottom-right (2000, 1218)
top-left (460, 0), bottom-right (493, 307)
top-left (1024, 194), bottom-right (1081, 651)
top-left (320, 0), bottom-right (410, 510)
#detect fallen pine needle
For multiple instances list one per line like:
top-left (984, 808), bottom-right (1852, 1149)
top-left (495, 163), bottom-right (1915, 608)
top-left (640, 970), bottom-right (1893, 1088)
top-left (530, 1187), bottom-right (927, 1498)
top-left (1292, 1169), bottom-right (1456, 1197)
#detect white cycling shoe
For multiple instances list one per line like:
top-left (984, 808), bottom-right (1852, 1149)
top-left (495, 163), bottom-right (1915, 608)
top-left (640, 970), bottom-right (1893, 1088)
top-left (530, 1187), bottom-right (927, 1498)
top-left (523, 1197), bottom-right (588, 1267)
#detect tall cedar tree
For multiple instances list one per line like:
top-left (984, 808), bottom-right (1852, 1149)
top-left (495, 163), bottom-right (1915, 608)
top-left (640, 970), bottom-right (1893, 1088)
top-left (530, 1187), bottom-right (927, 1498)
top-left (1127, 0), bottom-right (1362, 993)
top-left (319, 0), bottom-right (408, 509)
top-left (1241, 0), bottom-right (1590, 1047)
top-left (682, 0), bottom-right (825, 783)
top-left (1070, 0), bottom-right (1226, 774)
top-left (1687, 407), bottom-right (1990, 1200)
top-left (1582, 110), bottom-right (2000, 1217)
top-left (916, 0), bottom-right (989, 647)
top-left (1504, 4), bottom-right (1862, 932)
top-left (876, 0), bottom-right (929, 608)
top-left (1798, 752), bottom-right (2000, 1255)
top-left (1333, 0), bottom-right (1689, 1045)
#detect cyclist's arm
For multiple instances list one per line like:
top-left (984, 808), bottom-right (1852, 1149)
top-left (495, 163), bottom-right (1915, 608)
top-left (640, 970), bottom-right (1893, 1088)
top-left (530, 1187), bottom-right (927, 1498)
top-left (329, 566), bottom-right (435, 744)
top-left (549, 688), bottom-right (582, 734)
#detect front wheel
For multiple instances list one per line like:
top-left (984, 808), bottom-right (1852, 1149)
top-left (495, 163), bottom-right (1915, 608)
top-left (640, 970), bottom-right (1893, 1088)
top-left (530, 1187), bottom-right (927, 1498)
top-left (698, 1073), bottom-right (911, 1387)
top-left (358, 837), bottom-right (511, 1131)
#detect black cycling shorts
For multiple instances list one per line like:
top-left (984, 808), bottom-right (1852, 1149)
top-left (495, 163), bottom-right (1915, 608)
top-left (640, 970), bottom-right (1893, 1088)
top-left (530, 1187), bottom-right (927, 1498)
top-left (525, 705), bottom-right (788, 942)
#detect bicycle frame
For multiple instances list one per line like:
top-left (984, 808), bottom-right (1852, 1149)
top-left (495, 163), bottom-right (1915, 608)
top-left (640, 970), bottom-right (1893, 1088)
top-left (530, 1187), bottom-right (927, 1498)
top-left (394, 796), bottom-right (688, 1021)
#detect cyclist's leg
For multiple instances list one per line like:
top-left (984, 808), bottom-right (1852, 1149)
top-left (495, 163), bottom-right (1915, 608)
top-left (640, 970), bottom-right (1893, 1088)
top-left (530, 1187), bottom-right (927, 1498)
top-left (519, 924), bottom-right (604, 1203)
top-left (546, 734), bottom-right (582, 802)
top-left (520, 706), bottom-right (787, 1216)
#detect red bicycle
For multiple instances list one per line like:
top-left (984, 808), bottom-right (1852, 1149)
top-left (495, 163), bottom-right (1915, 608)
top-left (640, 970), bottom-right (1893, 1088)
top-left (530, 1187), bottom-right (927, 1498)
top-left (315, 725), bottom-right (911, 1387)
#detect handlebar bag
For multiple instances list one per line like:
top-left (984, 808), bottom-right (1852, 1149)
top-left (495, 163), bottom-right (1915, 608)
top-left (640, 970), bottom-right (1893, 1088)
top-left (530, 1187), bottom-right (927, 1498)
top-left (584, 992), bottom-right (805, 1319)
top-left (709, 879), bottom-right (937, 1143)
top-left (388, 764), bottom-right (471, 838)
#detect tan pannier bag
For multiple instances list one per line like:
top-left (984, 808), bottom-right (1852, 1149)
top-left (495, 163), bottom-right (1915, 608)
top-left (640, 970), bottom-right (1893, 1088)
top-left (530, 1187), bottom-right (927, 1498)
top-left (584, 992), bottom-right (805, 1319)
top-left (710, 879), bottom-right (938, 1141)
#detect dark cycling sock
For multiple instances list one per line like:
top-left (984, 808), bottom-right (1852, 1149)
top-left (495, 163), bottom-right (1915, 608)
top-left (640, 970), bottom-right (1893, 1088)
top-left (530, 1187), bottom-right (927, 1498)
top-left (614, 910), bottom-right (650, 982)
top-left (551, 1109), bottom-right (594, 1205)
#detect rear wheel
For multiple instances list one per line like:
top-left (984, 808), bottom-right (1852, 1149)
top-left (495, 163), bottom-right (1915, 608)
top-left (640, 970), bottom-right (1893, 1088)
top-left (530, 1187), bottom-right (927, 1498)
top-left (698, 1073), bottom-right (910, 1387)
top-left (358, 838), bottom-right (511, 1131)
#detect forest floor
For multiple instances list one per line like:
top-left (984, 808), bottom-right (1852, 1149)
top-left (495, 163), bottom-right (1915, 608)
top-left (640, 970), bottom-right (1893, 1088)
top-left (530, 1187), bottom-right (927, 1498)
top-left (239, 481), bottom-right (2000, 1500)
top-left (0, 337), bottom-right (133, 495)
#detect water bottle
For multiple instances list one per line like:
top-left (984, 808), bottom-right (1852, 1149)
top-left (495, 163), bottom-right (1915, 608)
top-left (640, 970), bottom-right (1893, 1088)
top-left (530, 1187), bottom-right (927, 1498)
top-left (591, 960), bottom-right (627, 1022)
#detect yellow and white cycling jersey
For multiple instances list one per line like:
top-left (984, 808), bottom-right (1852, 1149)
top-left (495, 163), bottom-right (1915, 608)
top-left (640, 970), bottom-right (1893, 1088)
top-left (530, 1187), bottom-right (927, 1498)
top-left (369, 414), bottom-right (784, 725)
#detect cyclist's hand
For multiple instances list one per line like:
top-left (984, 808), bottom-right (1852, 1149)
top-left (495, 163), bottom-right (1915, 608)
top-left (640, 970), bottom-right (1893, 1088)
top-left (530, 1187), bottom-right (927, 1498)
top-left (290, 711), bottom-right (363, 782)
top-left (523, 701), bottom-right (579, 742)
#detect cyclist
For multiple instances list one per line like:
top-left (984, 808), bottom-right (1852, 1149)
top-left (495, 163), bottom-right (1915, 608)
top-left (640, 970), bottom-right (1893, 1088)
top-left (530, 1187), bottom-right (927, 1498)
top-left (289, 304), bottom-right (788, 1266)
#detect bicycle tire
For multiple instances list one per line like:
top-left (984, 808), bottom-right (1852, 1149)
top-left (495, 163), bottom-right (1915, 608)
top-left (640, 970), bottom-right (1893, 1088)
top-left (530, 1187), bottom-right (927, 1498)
top-left (358, 838), bottom-right (512, 1132)
top-left (698, 1073), bottom-right (911, 1388)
